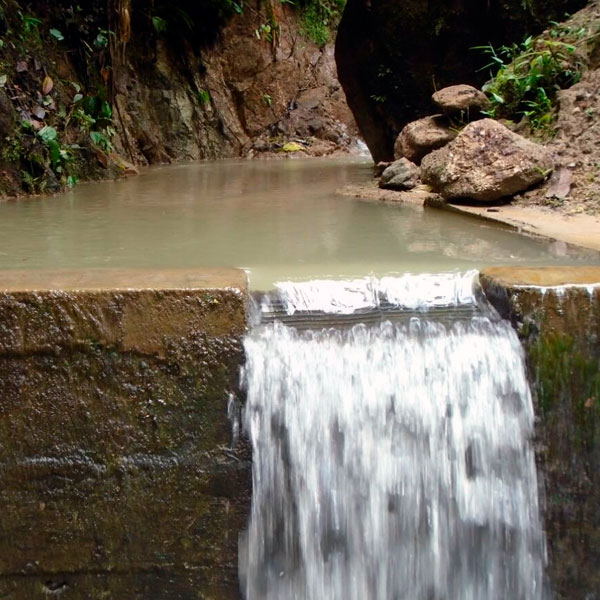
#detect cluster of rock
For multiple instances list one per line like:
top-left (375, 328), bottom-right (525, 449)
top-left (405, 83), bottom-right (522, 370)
top-left (379, 84), bottom-right (554, 203)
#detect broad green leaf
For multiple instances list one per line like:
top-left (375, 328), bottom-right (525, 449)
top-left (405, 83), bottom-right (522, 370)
top-left (38, 125), bottom-right (58, 143)
top-left (49, 28), bottom-right (64, 41)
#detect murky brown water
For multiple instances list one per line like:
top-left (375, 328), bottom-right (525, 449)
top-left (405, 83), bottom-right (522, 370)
top-left (0, 158), bottom-right (597, 289)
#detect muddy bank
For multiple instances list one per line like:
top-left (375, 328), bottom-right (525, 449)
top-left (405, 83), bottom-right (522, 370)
top-left (0, 268), bottom-right (249, 599)
top-left (340, 179), bottom-right (600, 254)
top-left (480, 267), bottom-right (600, 599)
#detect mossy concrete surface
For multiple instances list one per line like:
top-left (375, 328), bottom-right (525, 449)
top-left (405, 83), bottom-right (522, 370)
top-left (480, 266), bottom-right (600, 600)
top-left (0, 269), bottom-right (250, 599)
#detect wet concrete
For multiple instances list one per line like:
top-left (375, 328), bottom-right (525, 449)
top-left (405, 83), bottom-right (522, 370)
top-left (0, 268), bottom-right (249, 599)
top-left (481, 266), bottom-right (600, 600)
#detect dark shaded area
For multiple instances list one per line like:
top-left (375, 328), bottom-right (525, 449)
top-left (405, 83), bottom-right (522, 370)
top-left (336, 0), bottom-right (587, 162)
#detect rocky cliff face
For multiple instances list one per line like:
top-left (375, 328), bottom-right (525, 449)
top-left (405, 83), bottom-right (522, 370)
top-left (0, 1), bottom-right (357, 197)
top-left (335, 0), bottom-right (587, 162)
top-left (114, 1), bottom-right (357, 164)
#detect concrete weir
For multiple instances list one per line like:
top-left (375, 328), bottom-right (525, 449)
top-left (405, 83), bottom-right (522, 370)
top-left (0, 269), bottom-right (250, 599)
top-left (481, 267), bottom-right (600, 600)
top-left (0, 266), bottom-right (598, 599)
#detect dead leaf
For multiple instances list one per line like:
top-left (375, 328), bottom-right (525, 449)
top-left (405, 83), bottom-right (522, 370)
top-left (32, 106), bottom-right (46, 120)
top-left (545, 167), bottom-right (573, 199)
top-left (101, 67), bottom-right (110, 84)
top-left (16, 60), bottom-right (28, 73)
top-left (95, 150), bottom-right (109, 168)
top-left (584, 397), bottom-right (595, 408)
top-left (42, 75), bottom-right (54, 95)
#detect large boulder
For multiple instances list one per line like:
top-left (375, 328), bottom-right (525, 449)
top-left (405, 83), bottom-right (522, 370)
top-left (421, 119), bottom-right (554, 202)
top-left (432, 84), bottom-right (489, 119)
top-left (394, 115), bottom-right (456, 164)
top-left (335, 0), bottom-right (587, 162)
top-left (379, 158), bottom-right (420, 190)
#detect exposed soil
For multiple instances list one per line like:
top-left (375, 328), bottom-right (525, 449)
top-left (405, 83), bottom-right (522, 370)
top-left (513, 1), bottom-right (600, 216)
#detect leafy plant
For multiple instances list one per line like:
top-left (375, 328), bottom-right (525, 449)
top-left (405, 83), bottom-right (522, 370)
top-left (476, 33), bottom-right (584, 132)
top-left (36, 125), bottom-right (76, 174)
top-left (94, 29), bottom-right (110, 50)
top-left (49, 28), bottom-right (64, 41)
top-left (18, 12), bottom-right (42, 36)
top-left (151, 16), bottom-right (168, 34)
top-left (90, 130), bottom-right (114, 153)
top-left (298, 0), bottom-right (345, 47)
top-left (255, 22), bottom-right (273, 42)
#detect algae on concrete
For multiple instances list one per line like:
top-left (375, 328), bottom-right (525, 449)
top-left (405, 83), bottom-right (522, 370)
top-left (480, 266), bottom-right (600, 600)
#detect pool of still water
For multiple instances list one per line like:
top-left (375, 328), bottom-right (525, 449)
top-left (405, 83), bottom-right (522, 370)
top-left (0, 157), bottom-right (597, 289)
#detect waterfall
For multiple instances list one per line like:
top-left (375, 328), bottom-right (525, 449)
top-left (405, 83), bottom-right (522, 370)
top-left (240, 273), bottom-right (547, 600)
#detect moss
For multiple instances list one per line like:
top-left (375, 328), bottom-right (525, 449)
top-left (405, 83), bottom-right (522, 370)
top-left (530, 330), bottom-right (599, 450)
top-left (480, 271), bottom-right (600, 599)
top-left (298, 0), bottom-right (345, 47)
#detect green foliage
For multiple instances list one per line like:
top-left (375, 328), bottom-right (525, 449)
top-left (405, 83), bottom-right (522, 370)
top-left (18, 12), bottom-right (42, 36)
top-left (196, 89), bottom-right (211, 104)
top-left (90, 130), bottom-right (114, 153)
top-left (35, 125), bottom-right (76, 175)
top-left (255, 22), bottom-right (274, 42)
top-left (49, 28), bottom-right (64, 42)
top-left (476, 31), bottom-right (584, 132)
top-left (298, 0), bottom-right (345, 47)
top-left (93, 29), bottom-right (110, 50)
top-left (151, 16), bottom-right (168, 34)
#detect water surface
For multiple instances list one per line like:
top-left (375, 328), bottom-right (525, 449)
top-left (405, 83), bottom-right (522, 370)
top-left (0, 158), bottom-right (596, 289)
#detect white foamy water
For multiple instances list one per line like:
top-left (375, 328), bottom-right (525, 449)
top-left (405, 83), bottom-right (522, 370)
top-left (241, 275), bottom-right (547, 600)
top-left (261, 270), bottom-right (479, 315)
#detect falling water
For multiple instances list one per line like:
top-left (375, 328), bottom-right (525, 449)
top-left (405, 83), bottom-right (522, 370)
top-left (240, 273), bottom-right (547, 600)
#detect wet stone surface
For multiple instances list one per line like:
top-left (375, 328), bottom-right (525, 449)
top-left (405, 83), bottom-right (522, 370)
top-left (0, 269), bottom-right (250, 599)
top-left (480, 266), bottom-right (600, 600)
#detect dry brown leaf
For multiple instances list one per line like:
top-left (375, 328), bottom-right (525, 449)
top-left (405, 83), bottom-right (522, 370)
top-left (42, 75), bottom-right (54, 95)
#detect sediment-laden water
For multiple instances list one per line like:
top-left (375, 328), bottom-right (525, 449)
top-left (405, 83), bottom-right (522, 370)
top-left (0, 159), bottom-right (595, 290)
top-left (241, 273), bottom-right (547, 599)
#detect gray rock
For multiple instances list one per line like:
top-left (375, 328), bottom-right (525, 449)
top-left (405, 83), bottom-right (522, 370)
top-left (379, 158), bottom-right (420, 191)
top-left (432, 84), bottom-right (489, 118)
top-left (421, 119), bottom-right (554, 203)
top-left (394, 115), bottom-right (456, 164)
